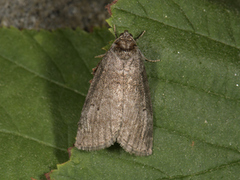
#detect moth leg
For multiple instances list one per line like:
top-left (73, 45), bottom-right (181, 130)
top-left (91, 65), bottom-right (99, 76)
top-left (113, 25), bottom-right (118, 38)
top-left (144, 57), bottom-right (161, 62)
top-left (95, 54), bottom-right (106, 58)
top-left (91, 54), bottom-right (106, 76)
top-left (140, 51), bottom-right (161, 62)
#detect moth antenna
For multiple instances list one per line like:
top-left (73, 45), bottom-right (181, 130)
top-left (113, 25), bottom-right (118, 38)
top-left (135, 30), bottom-right (146, 41)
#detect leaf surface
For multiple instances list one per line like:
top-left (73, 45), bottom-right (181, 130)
top-left (52, 0), bottom-right (240, 179)
top-left (1, 0), bottom-right (240, 179)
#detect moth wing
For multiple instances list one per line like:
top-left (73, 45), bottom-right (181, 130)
top-left (75, 51), bottom-right (123, 150)
top-left (117, 55), bottom-right (153, 156)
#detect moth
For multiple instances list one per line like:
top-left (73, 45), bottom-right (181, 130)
top-left (75, 28), bottom-right (159, 156)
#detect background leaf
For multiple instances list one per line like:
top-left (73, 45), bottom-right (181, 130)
top-left (1, 0), bottom-right (240, 179)
top-left (51, 0), bottom-right (240, 179)
top-left (0, 27), bottom-right (113, 179)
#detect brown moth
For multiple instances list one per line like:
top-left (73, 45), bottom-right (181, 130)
top-left (75, 28), bottom-right (158, 156)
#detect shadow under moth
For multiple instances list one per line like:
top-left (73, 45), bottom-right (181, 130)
top-left (75, 28), bottom-right (159, 156)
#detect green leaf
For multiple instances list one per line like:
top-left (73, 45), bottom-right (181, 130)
top-left (0, 27), bottom-right (114, 179)
top-left (52, 0), bottom-right (240, 179)
top-left (1, 0), bottom-right (240, 179)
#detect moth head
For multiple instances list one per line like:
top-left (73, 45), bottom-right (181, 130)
top-left (115, 30), bottom-right (137, 51)
top-left (119, 30), bottom-right (133, 38)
